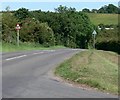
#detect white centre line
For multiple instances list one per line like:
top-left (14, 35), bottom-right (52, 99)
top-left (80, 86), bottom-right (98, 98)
top-left (43, 50), bottom-right (55, 52)
top-left (33, 52), bottom-right (44, 55)
top-left (6, 55), bottom-right (27, 61)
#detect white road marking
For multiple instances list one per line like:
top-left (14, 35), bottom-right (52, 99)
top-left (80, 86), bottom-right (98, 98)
top-left (6, 55), bottom-right (27, 61)
top-left (43, 50), bottom-right (55, 52)
top-left (5, 50), bottom-right (56, 61)
top-left (71, 49), bottom-right (80, 51)
top-left (33, 52), bottom-right (44, 55)
top-left (32, 50), bottom-right (55, 55)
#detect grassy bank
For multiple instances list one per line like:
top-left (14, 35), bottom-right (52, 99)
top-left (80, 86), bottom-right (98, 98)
top-left (55, 50), bottom-right (118, 94)
top-left (1, 42), bottom-right (65, 52)
top-left (87, 13), bottom-right (118, 25)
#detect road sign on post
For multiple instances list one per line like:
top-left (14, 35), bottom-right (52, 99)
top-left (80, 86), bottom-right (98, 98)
top-left (92, 30), bottom-right (97, 49)
top-left (16, 24), bottom-right (21, 47)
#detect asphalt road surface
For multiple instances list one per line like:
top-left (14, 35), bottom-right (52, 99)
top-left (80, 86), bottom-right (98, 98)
top-left (2, 49), bottom-right (118, 98)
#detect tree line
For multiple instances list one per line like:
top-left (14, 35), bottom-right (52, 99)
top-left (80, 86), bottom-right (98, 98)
top-left (82, 4), bottom-right (119, 14)
top-left (2, 5), bottom-right (119, 53)
top-left (2, 6), bottom-right (94, 48)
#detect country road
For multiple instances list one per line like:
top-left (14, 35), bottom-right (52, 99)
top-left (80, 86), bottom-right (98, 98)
top-left (2, 49), bottom-right (118, 98)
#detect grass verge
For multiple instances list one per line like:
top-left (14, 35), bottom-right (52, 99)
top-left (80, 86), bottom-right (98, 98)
top-left (55, 50), bottom-right (118, 94)
top-left (1, 42), bottom-right (65, 52)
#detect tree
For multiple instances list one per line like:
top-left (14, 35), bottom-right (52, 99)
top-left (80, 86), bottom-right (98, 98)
top-left (2, 7), bottom-right (18, 43)
top-left (107, 4), bottom-right (118, 13)
top-left (82, 8), bottom-right (91, 13)
top-left (38, 23), bottom-right (55, 47)
top-left (68, 7), bottom-right (76, 13)
top-left (98, 5), bottom-right (108, 13)
top-left (98, 4), bottom-right (118, 14)
top-left (54, 5), bottom-right (68, 13)
top-left (91, 9), bottom-right (98, 13)
top-left (20, 18), bottom-right (55, 47)
top-left (2, 6), bottom-right (94, 49)
top-left (5, 6), bottom-right (10, 11)
top-left (14, 8), bottom-right (31, 20)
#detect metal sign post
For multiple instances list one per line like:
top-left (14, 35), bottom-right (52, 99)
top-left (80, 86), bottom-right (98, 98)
top-left (16, 24), bottom-right (21, 47)
top-left (92, 30), bottom-right (97, 49)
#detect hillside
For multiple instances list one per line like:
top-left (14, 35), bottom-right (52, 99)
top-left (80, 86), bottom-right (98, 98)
top-left (87, 13), bottom-right (118, 25)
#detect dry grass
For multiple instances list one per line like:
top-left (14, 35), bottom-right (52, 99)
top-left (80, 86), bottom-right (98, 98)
top-left (55, 50), bottom-right (118, 94)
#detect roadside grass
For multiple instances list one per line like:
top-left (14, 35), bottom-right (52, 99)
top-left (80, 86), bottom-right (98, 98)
top-left (0, 42), bottom-right (1, 52)
top-left (87, 13), bottom-right (118, 25)
top-left (0, 13), bottom-right (1, 25)
top-left (55, 50), bottom-right (118, 94)
top-left (1, 42), bottom-right (65, 52)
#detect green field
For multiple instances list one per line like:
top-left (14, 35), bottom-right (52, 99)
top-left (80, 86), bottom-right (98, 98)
top-left (55, 50), bottom-right (118, 94)
top-left (87, 13), bottom-right (118, 25)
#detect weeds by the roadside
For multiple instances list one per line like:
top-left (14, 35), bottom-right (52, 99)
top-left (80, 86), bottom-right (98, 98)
top-left (55, 50), bottom-right (118, 94)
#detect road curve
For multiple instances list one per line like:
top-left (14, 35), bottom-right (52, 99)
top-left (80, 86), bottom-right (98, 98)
top-left (2, 49), bottom-right (118, 98)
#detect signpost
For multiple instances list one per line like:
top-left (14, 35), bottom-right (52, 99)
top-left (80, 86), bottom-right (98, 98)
top-left (15, 24), bottom-right (21, 47)
top-left (92, 30), bottom-right (97, 49)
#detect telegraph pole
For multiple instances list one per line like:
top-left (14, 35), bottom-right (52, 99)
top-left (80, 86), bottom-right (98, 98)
top-left (16, 24), bottom-right (21, 47)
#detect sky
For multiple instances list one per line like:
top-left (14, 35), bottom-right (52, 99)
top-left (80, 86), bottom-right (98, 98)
top-left (1, 1), bottom-right (119, 12)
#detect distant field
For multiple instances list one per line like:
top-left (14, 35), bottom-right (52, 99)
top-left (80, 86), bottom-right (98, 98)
top-left (87, 13), bottom-right (118, 25)
top-left (0, 12), bottom-right (118, 25)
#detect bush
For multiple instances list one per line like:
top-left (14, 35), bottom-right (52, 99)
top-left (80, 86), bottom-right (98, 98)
top-left (96, 41), bottom-right (120, 54)
top-left (95, 28), bottom-right (120, 54)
